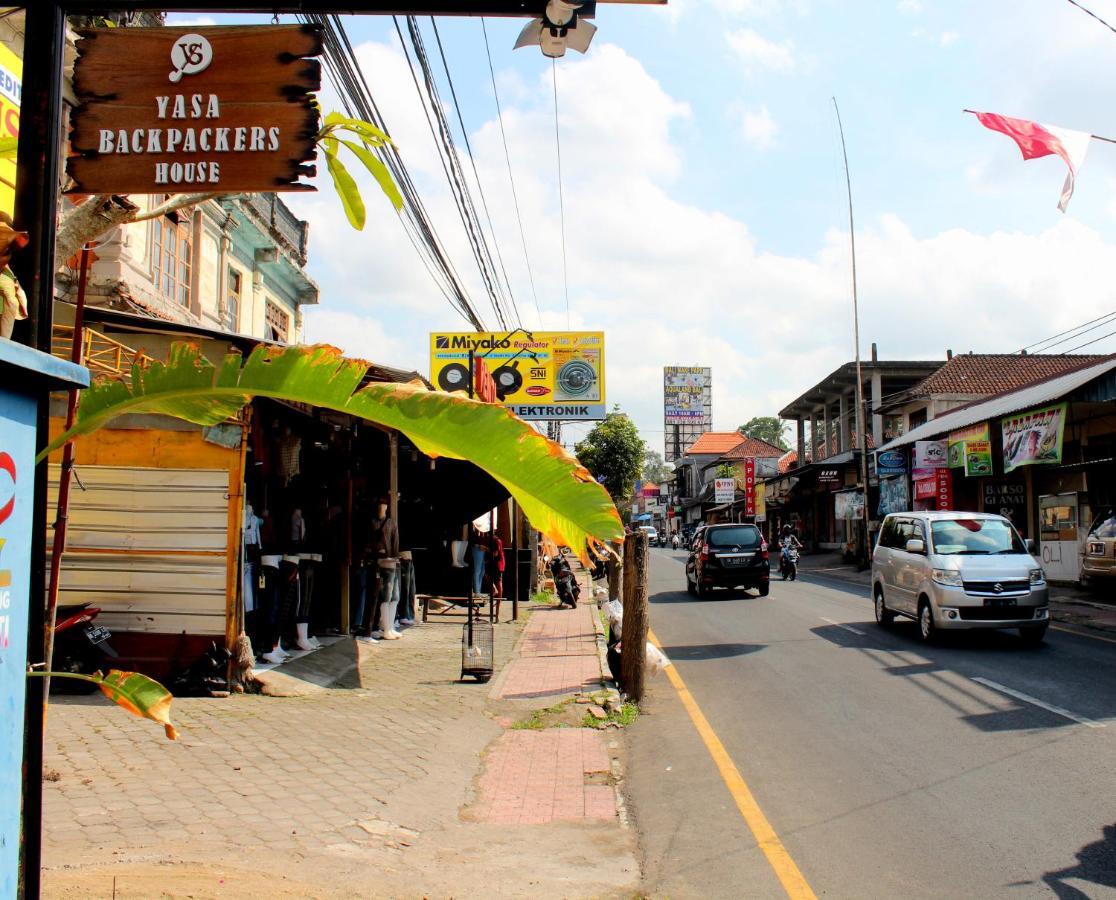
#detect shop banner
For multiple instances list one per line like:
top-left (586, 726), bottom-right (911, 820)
top-left (876, 448), bottom-right (907, 477)
top-left (914, 477), bottom-right (937, 500)
top-left (714, 478), bottom-right (735, 504)
top-left (0, 43), bottom-right (20, 217)
top-left (914, 440), bottom-right (948, 469)
top-left (947, 423), bottom-right (990, 468)
top-left (834, 489), bottom-right (864, 520)
top-left (878, 475), bottom-right (910, 516)
top-left (664, 367), bottom-right (711, 424)
top-left (1002, 402), bottom-right (1067, 473)
top-left (817, 467), bottom-right (841, 483)
top-left (755, 482), bottom-right (767, 522)
top-left (431, 331), bottom-right (605, 421)
top-left (936, 469), bottom-right (953, 510)
top-left (741, 458), bottom-right (756, 516)
top-left (983, 479), bottom-right (1026, 527)
top-left (963, 439), bottom-right (993, 477)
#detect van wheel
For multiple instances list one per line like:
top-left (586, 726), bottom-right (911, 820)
top-left (874, 588), bottom-right (895, 627)
top-left (698, 582), bottom-right (711, 597)
top-left (758, 582), bottom-right (770, 597)
top-left (1019, 625), bottom-right (1048, 647)
top-left (918, 599), bottom-right (937, 643)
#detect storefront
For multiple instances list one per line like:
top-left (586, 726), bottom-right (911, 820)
top-left (874, 357), bottom-right (1116, 583)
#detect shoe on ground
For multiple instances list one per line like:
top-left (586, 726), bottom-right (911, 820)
top-left (370, 630), bottom-right (384, 639)
top-left (399, 618), bottom-right (416, 626)
top-left (357, 635), bottom-right (380, 644)
top-left (262, 650), bottom-right (286, 665)
top-left (382, 631), bottom-right (401, 640)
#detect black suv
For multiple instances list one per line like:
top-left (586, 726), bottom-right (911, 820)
top-left (685, 523), bottom-right (770, 596)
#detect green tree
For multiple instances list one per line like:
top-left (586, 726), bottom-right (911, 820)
top-left (576, 412), bottom-right (645, 504)
top-left (642, 449), bottom-right (672, 485)
top-left (738, 416), bottom-right (790, 451)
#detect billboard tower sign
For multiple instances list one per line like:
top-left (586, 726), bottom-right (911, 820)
top-left (664, 366), bottom-right (712, 462)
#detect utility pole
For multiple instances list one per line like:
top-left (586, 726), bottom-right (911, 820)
top-left (833, 97), bottom-right (871, 567)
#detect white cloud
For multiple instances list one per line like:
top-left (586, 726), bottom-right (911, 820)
top-left (164, 15), bottom-right (218, 26)
top-left (897, 0), bottom-right (922, 14)
top-left (738, 104), bottom-right (779, 149)
top-left (292, 39), bottom-right (1116, 451)
top-left (726, 28), bottom-right (795, 74)
top-left (711, 0), bottom-right (810, 18)
top-left (939, 31), bottom-right (960, 47)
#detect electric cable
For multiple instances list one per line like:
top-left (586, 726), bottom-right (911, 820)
top-left (396, 15), bottom-right (512, 330)
top-left (1060, 327), bottom-right (1116, 354)
top-left (482, 19), bottom-right (543, 327)
top-left (552, 60), bottom-right (571, 329)
top-left (1064, 0), bottom-right (1116, 37)
top-left (430, 18), bottom-right (522, 330)
top-left (1022, 308), bottom-right (1116, 353)
top-left (302, 13), bottom-right (487, 331)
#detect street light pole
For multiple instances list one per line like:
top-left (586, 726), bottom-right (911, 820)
top-left (832, 97), bottom-right (871, 567)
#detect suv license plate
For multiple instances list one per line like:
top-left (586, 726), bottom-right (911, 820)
top-left (721, 556), bottom-right (751, 567)
top-left (983, 598), bottom-right (1017, 608)
top-left (85, 625), bottom-right (111, 644)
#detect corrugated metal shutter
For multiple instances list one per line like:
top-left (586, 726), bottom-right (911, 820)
top-left (48, 465), bottom-right (228, 636)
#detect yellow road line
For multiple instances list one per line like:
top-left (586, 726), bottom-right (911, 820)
top-left (648, 628), bottom-right (817, 900)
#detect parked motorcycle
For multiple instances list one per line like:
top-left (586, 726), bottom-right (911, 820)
top-left (51, 603), bottom-right (118, 692)
top-left (549, 554), bottom-right (581, 608)
top-left (779, 545), bottom-right (799, 581)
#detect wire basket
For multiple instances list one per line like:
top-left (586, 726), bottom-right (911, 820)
top-left (461, 619), bottom-right (494, 683)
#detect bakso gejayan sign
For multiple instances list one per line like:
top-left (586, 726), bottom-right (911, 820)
top-left (67, 25), bottom-right (322, 194)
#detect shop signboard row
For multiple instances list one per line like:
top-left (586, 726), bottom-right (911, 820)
top-left (947, 423), bottom-right (992, 477)
top-left (663, 366), bottom-right (711, 425)
top-left (67, 26), bottom-right (323, 194)
top-left (1002, 403), bottom-right (1066, 473)
top-left (429, 331), bottom-right (605, 421)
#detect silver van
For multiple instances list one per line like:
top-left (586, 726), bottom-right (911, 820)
top-left (871, 511), bottom-right (1049, 645)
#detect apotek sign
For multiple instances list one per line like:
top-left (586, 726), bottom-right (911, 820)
top-left (67, 26), bottom-right (322, 194)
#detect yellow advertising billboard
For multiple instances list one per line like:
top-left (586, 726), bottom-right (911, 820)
top-left (0, 42), bottom-right (20, 217)
top-left (429, 331), bottom-right (605, 421)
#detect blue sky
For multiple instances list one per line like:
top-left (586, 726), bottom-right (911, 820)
top-left (170, 2), bottom-right (1116, 450)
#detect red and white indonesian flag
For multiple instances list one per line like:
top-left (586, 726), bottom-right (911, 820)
top-left (969, 111), bottom-right (1091, 212)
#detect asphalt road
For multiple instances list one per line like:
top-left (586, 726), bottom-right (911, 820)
top-left (626, 548), bottom-right (1116, 899)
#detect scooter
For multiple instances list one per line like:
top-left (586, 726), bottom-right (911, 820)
top-left (52, 603), bottom-right (118, 692)
top-left (549, 554), bottom-right (581, 608)
top-left (779, 545), bottom-right (799, 581)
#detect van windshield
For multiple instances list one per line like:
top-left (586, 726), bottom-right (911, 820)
top-left (707, 526), bottom-right (761, 549)
top-left (930, 518), bottom-right (1026, 555)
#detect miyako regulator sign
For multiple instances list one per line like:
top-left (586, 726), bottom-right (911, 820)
top-left (66, 26), bottom-right (322, 194)
top-left (430, 332), bottom-right (605, 421)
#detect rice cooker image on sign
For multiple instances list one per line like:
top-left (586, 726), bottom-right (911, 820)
top-left (553, 349), bottom-right (601, 402)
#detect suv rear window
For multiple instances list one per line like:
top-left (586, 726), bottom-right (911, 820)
top-left (706, 526), bottom-right (761, 549)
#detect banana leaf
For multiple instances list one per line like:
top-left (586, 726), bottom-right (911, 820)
top-left (41, 342), bottom-right (622, 553)
top-left (97, 670), bottom-right (179, 740)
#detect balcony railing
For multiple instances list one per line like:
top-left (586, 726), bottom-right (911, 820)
top-left (240, 192), bottom-right (308, 264)
top-left (52, 324), bottom-right (154, 379)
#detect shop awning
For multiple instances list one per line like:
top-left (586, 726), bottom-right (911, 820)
top-left (877, 356), bottom-right (1116, 453)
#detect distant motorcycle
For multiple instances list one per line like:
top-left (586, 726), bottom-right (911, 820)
top-left (779, 544), bottom-right (799, 581)
top-left (549, 554), bottom-right (581, 608)
top-left (671, 534), bottom-right (681, 550)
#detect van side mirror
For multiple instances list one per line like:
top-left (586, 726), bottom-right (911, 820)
top-left (1026, 538), bottom-right (1036, 554)
top-left (905, 538), bottom-right (926, 554)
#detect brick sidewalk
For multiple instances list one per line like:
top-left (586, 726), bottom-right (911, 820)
top-left (472, 729), bottom-right (616, 825)
top-left (498, 602), bottom-right (604, 700)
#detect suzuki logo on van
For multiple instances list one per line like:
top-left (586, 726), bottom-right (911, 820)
top-left (993, 583), bottom-right (1004, 593)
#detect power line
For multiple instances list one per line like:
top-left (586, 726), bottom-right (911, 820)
top-left (552, 60), bottom-right (570, 329)
top-left (1065, 0), bottom-right (1116, 37)
top-left (396, 15), bottom-right (514, 330)
top-left (482, 19), bottom-right (543, 327)
top-left (1057, 330), bottom-right (1111, 355)
top-left (305, 13), bottom-right (487, 331)
top-left (1023, 308), bottom-right (1116, 353)
top-left (429, 18), bottom-right (522, 329)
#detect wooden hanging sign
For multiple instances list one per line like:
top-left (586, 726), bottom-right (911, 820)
top-left (66, 25), bottom-right (323, 194)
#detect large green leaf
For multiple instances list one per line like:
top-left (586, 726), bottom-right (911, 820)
top-left (41, 343), bottom-right (622, 552)
top-left (324, 146), bottom-right (365, 230)
top-left (338, 138), bottom-right (403, 212)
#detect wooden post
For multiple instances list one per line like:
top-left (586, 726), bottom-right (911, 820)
top-left (620, 531), bottom-right (649, 703)
top-left (607, 539), bottom-right (623, 603)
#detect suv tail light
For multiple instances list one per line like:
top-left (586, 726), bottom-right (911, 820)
top-left (760, 540), bottom-right (769, 561)
top-left (700, 543), bottom-right (710, 561)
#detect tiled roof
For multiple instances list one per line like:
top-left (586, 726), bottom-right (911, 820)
top-left (723, 436), bottom-right (786, 459)
top-left (778, 450), bottom-right (798, 473)
top-left (904, 353), bottom-right (1107, 399)
top-left (685, 431), bottom-right (746, 456)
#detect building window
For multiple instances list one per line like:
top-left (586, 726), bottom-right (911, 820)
top-left (151, 213), bottom-right (192, 307)
top-left (225, 267), bottom-right (242, 333)
top-left (909, 408), bottom-right (928, 430)
top-left (266, 300), bottom-right (289, 343)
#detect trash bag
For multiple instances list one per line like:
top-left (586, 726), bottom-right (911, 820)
top-left (645, 642), bottom-right (671, 677)
top-left (604, 599), bottom-right (623, 632)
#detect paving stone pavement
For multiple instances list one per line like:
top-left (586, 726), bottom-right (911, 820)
top-left (42, 620), bottom-right (520, 860)
top-left (498, 602), bottom-right (604, 700)
top-left (472, 729), bottom-right (617, 825)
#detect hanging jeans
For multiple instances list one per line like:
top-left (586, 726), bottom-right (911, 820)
top-left (352, 564), bottom-right (381, 633)
top-left (277, 557), bottom-right (301, 644)
top-left (258, 560), bottom-right (282, 653)
top-left (296, 557), bottom-right (316, 624)
top-left (398, 558), bottom-right (416, 621)
top-left (378, 563), bottom-right (400, 631)
top-left (469, 544), bottom-right (486, 595)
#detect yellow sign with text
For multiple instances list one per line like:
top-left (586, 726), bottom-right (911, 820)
top-left (0, 43), bottom-right (21, 217)
top-left (429, 331), bottom-right (606, 421)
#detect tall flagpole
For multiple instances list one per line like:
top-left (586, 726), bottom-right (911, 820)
top-left (832, 97), bottom-right (871, 566)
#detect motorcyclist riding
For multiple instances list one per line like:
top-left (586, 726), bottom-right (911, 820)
top-left (779, 525), bottom-right (803, 580)
top-left (671, 532), bottom-right (681, 550)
